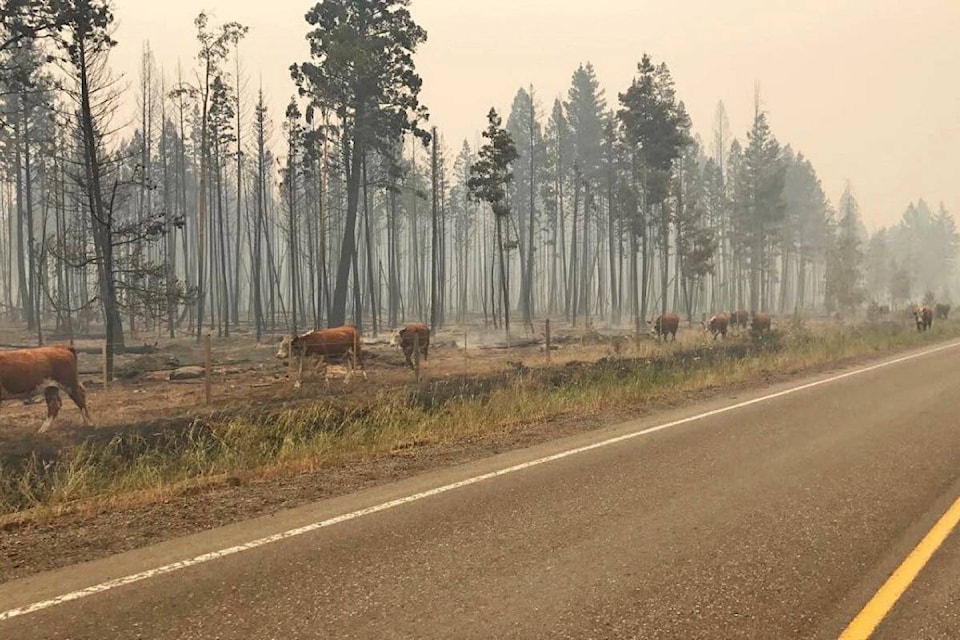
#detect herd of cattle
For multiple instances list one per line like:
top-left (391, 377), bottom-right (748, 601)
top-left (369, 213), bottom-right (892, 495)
top-left (0, 302), bottom-right (951, 434)
top-left (648, 310), bottom-right (769, 342)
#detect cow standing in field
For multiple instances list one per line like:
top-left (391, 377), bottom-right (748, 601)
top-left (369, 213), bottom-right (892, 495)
top-left (649, 313), bottom-right (680, 342)
top-left (914, 305), bottom-right (934, 332)
top-left (751, 312), bottom-right (772, 337)
top-left (702, 313), bottom-right (729, 340)
top-left (391, 322), bottom-right (430, 369)
top-left (0, 345), bottom-right (93, 433)
top-left (935, 303), bottom-right (951, 321)
top-left (729, 310), bottom-right (749, 333)
top-left (276, 325), bottom-right (365, 387)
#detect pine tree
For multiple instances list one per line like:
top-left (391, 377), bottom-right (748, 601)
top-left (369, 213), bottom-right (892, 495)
top-left (618, 54), bottom-right (687, 325)
top-left (468, 108), bottom-right (518, 335)
top-left (292, 0), bottom-right (430, 328)
top-left (825, 186), bottom-right (865, 315)
top-left (740, 100), bottom-right (785, 313)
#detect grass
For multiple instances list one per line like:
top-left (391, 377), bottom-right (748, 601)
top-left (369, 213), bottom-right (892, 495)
top-left (2, 318), bottom-right (958, 521)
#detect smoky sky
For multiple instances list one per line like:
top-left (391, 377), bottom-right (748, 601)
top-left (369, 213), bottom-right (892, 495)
top-left (112, 0), bottom-right (960, 229)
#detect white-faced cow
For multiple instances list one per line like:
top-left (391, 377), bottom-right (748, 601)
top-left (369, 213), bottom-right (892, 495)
top-left (276, 325), bottom-right (365, 387)
top-left (0, 345), bottom-right (93, 433)
top-left (391, 322), bottom-right (430, 369)
top-left (751, 312), bottom-right (772, 337)
top-left (649, 313), bottom-right (680, 342)
top-left (914, 305), bottom-right (934, 332)
top-left (702, 313), bottom-right (729, 340)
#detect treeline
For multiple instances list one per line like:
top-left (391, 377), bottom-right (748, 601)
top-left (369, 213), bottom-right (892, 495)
top-left (0, 0), bottom-right (957, 375)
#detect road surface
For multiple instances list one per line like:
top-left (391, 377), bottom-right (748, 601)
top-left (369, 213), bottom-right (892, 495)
top-left (2, 340), bottom-right (960, 639)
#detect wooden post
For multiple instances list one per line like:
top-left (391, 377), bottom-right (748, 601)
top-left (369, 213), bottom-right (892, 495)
top-left (102, 340), bottom-right (108, 391)
top-left (545, 318), bottom-right (552, 364)
top-left (413, 332), bottom-right (421, 383)
top-left (204, 334), bottom-right (212, 405)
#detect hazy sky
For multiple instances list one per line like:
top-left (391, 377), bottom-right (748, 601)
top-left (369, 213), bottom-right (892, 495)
top-left (111, 0), bottom-right (960, 230)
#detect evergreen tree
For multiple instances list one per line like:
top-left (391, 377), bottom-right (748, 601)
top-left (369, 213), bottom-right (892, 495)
top-left (825, 186), bottom-right (865, 314)
top-left (468, 108), bottom-right (518, 335)
top-left (540, 98), bottom-right (574, 315)
top-left (292, 0), bottom-right (430, 328)
top-left (506, 86), bottom-right (543, 330)
top-left (618, 54), bottom-right (687, 323)
top-left (740, 102), bottom-right (785, 312)
top-left (565, 63), bottom-right (606, 322)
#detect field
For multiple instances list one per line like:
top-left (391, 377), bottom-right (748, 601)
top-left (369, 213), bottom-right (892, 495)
top-left (1, 312), bottom-right (957, 582)
top-left (0, 320), bottom-right (662, 462)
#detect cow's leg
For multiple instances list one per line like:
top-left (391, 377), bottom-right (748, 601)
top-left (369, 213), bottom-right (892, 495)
top-left (67, 384), bottom-right (93, 427)
top-left (39, 387), bottom-right (62, 434)
top-left (294, 353), bottom-right (305, 390)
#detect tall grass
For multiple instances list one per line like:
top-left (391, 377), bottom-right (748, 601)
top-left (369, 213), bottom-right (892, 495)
top-left (1, 320), bottom-right (956, 518)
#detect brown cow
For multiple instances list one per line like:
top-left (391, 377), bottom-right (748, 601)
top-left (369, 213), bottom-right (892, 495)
top-left (391, 322), bottom-right (430, 369)
top-left (935, 303), bottom-right (950, 321)
top-left (0, 345), bottom-right (93, 433)
top-left (276, 325), bottom-right (364, 387)
top-left (702, 313), bottom-right (729, 340)
top-left (729, 310), bottom-right (749, 332)
top-left (914, 305), bottom-right (934, 332)
top-left (649, 313), bottom-right (680, 341)
top-left (751, 312), bottom-right (772, 336)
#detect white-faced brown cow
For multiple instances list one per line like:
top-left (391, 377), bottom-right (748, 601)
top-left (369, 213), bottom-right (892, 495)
top-left (0, 345), bottom-right (93, 433)
top-left (914, 305), bottom-right (934, 332)
top-left (649, 313), bottom-right (680, 342)
top-left (702, 313), bottom-right (729, 340)
top-left (276, 325), bottom-right (365, 387)
top-left (751, 312), bottom-right (772, 337)
top-left (391, 322), bottom-right (430, 369)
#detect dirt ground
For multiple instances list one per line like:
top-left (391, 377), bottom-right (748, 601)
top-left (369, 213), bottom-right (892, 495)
top-left (0, 320), bottom-right (706, 464)
top-left (0, 316), bottom-right (851, 583)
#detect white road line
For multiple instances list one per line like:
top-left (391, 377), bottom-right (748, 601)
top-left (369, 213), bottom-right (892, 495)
top-left (3, 340), bottom-right (959, 623)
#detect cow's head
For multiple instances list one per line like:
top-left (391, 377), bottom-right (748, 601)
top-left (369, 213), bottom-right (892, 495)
top-left (389, 329), bottom-right (404, 347)
top-left (649, 317), bottom-right (661, 334)
top-left (276, 335), bottom-right (298, 360)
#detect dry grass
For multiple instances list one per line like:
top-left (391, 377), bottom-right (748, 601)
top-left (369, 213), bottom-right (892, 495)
top-left (1, 317), bottom-right (957, 522)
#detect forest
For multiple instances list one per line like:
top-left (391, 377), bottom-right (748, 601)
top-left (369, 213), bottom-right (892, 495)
top-left (1, 0), bottom-right (958, 378)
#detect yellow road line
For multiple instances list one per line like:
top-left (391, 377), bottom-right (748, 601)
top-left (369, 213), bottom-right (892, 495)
top-left (839, 492), bottom-right (960, 639)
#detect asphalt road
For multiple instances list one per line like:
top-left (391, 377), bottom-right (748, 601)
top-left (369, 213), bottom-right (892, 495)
top-left (3, 340), bottom-right (960, 639)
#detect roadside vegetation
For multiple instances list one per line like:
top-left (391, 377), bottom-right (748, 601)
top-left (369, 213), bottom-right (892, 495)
top-left (2, 318), bottom-right (957, 521)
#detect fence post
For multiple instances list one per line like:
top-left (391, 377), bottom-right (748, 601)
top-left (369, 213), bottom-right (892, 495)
top-left (102, 340), bottom-right (108, 391)
top-left (204, 334), bottom-right (212, 405)
top-left (545, 318), bottom-right (552, 364)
